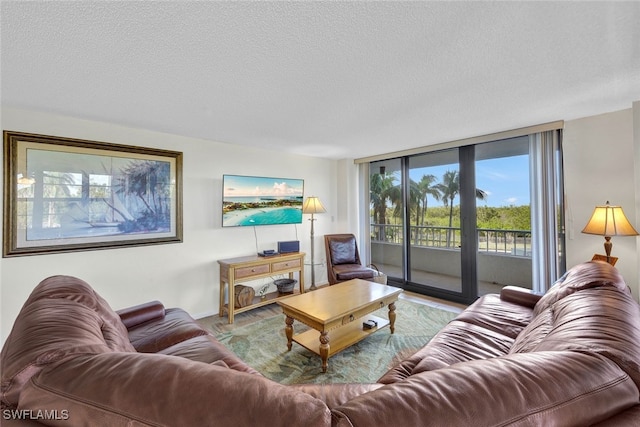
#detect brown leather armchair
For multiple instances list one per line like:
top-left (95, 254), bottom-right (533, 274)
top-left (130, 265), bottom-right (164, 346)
top-left (324, 234), bottom-right (375, 285)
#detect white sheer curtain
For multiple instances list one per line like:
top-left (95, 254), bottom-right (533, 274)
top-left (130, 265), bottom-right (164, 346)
top-left (358, 162), bottom-right (371, 264)
top-left (529, 130), bottom-right (564, 293)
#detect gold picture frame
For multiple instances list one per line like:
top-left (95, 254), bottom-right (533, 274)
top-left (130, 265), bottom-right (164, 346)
top-left (3, 131), bottom-right (183, 257)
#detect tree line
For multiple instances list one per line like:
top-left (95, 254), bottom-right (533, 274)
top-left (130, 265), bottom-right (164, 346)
top-left (370, 170), bottom-right (531, 231)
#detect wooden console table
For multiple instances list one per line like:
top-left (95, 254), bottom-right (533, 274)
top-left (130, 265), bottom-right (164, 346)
top-left (218, 252), bottom-right (305, 324)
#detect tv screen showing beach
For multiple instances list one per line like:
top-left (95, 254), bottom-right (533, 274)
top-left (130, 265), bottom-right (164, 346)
top-left (222, 175), bottom-right (304, 227)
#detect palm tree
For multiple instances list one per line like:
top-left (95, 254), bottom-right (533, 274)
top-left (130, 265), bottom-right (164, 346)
top-left (435, 170), bottom-right (488, 246)
top-left (115, 160), bottom-right (171, 232)
top-left (435, 171), bottom-right (459, 238)
top-left (415, 174), bottom-right (440, 226)
top-left (370, 171), bottom-right (401, 241)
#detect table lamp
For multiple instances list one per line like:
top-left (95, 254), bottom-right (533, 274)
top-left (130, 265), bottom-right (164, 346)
top-left (582, 201), bottom-right (638, 264)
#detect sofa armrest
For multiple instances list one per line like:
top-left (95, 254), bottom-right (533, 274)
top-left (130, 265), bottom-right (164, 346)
top-left (116, 300), bottom-right (165, 329)
top-left (500, 286), bottom-right (541, 308)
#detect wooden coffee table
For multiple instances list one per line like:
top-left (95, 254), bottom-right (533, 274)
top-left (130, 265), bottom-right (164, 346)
top-left (277, 279), bottom-right (403, 372)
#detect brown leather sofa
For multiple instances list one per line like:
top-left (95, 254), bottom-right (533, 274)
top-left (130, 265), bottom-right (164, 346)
top-left (342, 261), bottom-right (640, 426)
top-left (2, 261), bottom-right (640, 426)
top-left (0, 276), bottom-right (342, 426)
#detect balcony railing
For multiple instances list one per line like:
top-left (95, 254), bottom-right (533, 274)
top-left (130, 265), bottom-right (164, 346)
top-left (371, 224), bottom-right (532, 257)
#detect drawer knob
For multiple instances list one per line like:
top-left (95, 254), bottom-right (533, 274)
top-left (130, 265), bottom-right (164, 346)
top-left (349, 314), bottom-right (354, 322)
top-left (251, 268), bottom-right (256, 272)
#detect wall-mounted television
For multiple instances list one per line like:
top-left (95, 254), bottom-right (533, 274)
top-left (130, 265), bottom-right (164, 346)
top-left (222, 174), bottom-right (304, 227)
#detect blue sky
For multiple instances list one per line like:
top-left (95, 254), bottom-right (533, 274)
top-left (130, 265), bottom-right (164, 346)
top-left (409, 154), bottom-right (530, 208)
top-left (223, 175), bottom-right (304, 198)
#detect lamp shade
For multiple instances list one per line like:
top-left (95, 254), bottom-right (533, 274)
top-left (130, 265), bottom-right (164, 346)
top-left (582, 201), bottom-right (639, 237)
top-left (302, 196), bottom-right (326, 214)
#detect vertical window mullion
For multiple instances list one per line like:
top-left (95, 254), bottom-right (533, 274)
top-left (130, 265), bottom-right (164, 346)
top-left (459, 146), bottom-right (478, 301)
top-left (401, 157), bottom-right (411, 282)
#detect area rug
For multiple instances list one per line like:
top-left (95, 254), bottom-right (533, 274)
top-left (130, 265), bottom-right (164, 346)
top-left (215, 299), bottom-right (457, 384)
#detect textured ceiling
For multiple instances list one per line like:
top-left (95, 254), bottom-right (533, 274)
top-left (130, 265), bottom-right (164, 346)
top-left (1, 1), bottom-right (639, 160)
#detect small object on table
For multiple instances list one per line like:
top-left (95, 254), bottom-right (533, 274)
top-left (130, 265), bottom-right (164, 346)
top-left (363, 319), bottom-right (378, 330)
top-left (234, 285), bottom-right (255, 308)
top-left (274, 278), bottom-right (297, 294)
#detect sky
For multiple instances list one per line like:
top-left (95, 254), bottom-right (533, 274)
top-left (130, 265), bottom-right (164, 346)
top-left (223, 175), bottom-right (304, 198)
top-left (409, 154), bottom-right (530, 208)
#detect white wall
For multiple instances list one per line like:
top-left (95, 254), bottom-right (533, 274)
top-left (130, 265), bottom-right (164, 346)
top-left (3, 103), bottom-right (640, 342)
top-left (563, 106), bottom-right (639, 298)
top-left (0, 107), bottom-right (340, 341)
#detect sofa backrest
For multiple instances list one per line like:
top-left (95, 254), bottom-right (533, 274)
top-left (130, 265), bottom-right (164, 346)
top-left (510, 261), bottom-right (640, 389)
top-left (17, 351), bottom-right (332, 427)
top-left (333, 350), bottom-right (639, 426)
top-left (1, 275), bottom-right (135, 408)
top-left (532, 260), bottom-right (628, 316)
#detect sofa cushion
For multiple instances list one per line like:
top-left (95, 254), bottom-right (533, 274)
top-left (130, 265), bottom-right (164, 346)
top-left (18, 352), bottom-right (332, 427)
top-left (158, 334), bottom-right (261, 375)
top-left (533, 260), bottom-right (627, 316)
top-left (333, 264), bottom-right (375, 281)
top-left (508, 308), bottom-right (554, 354)
top-left (409, 320), bottom-right (514, 374)
top-left (127, 307), bottom-right (208, 353)
top-left (509, 261), bottom-right (640, 392)
top-left (516, 287), bottom-right (640, 389)
top-left (454, 293), bottom-right (534, 339)
top-left (378, 293), bottom-right (530, 384)
top-left (329, 236), bottom-right (358, 264)
top-left (1, 276), bottom-right (135, 408)
top-left (378, 319), bottom-right (514, 384)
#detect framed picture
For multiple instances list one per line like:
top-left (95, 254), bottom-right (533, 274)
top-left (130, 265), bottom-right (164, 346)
top-left (3, 131), bottom-right (183, 257)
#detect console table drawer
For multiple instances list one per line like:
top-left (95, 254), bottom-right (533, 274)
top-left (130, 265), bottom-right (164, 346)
top-left (235, 264), bottom-right (270, 279)
top-left (272, 259), bottom-right (301, 272)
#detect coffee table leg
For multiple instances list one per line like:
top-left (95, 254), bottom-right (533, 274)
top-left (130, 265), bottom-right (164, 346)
top-left (388, 302), bottom-right (397, 334)
top-left (285, 316), bottom-right (294, 351)
top-left (319, 331), bottom-right (330, 373)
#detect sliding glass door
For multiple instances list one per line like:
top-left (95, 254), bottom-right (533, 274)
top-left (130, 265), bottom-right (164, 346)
top-left (369, 158), bottom-right (404, 280)
top-left (407, 149), bottom-right (462, 293)
top-left (368, 132), bottom-right (563, 304)
top-left (475, 138), bottom-right (532, 296)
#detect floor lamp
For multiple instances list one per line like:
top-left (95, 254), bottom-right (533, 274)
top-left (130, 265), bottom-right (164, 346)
top-left (302, 196), bottom-right (326, 291)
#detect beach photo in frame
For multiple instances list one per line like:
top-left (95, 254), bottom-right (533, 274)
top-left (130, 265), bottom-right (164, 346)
top-left (222, 174), bottom-right (304, 227)
top-left (3, 131), bottom-right (183, 257)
